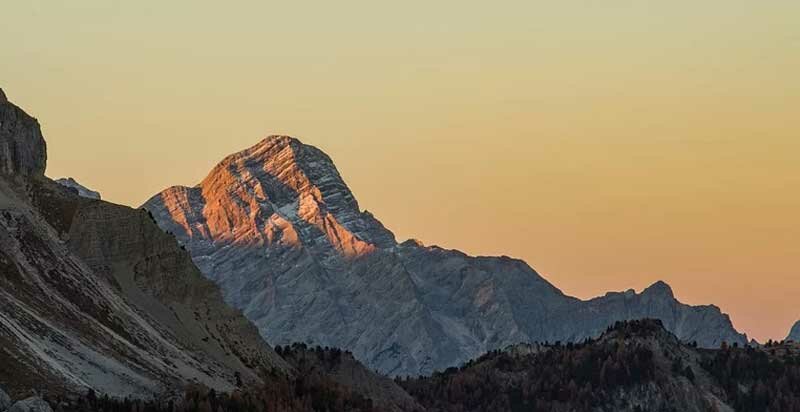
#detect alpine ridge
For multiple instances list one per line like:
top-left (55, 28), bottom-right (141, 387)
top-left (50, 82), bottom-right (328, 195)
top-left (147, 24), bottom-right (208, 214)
top-left (144, 136), bottom-right (748, 377)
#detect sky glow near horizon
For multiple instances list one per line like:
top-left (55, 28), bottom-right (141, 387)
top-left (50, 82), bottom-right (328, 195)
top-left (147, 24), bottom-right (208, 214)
top-left (2, 1), bottom-right (799, 341)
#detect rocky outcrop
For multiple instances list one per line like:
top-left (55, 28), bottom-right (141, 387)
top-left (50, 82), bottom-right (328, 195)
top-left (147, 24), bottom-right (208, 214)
top-left (6, 397), bottom-right (52, 412)
top-left (0, 89), bottom-right (46, 176)
top-left (55, 178), bottom-right (100, 200)
top-left (144, 136), bottom-right (748, 377)
top-left (788, 321), bottom-right (800, 341)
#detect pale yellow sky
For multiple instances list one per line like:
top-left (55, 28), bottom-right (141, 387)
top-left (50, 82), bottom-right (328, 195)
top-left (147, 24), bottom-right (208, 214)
top-left (2, 1), bottom-right (798, 341)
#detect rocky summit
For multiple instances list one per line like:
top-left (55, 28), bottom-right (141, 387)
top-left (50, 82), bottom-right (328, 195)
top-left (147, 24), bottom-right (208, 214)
top-left (144, 136), bottom-right (748, 377)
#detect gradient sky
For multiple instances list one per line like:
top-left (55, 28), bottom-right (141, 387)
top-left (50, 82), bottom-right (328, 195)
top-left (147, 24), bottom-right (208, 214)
top-left (2, 1), bottom-right (798, 342)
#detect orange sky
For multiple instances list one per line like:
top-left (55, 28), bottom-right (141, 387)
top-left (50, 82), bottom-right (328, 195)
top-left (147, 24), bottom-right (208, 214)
top-left (2, 1), bottom-right (798, 341)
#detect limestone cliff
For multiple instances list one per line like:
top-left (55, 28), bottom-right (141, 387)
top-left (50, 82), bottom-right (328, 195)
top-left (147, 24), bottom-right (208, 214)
top-left (145, 136), bottom-right (748, 377)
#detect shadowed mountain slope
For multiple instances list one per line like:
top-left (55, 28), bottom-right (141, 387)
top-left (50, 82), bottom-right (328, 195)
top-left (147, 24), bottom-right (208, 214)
top-left (0, 89), bottom-right (289, 398)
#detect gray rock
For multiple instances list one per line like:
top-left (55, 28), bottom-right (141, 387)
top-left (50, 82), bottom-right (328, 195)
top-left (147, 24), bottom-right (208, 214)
top-left (787, 320), bottom-right (800, 341)
top-left (144, 136), bottom-right (748, 377)
top-left (0, 89), bottom-right (47, 176)
top-left (55, 177), bottom-right (101, 199)
top-left (7, 397), bottom-right (52, 412)
top-left (0, 91), bottom-right (288, 398)
top-left (0, 387), bottom-right (12, 411)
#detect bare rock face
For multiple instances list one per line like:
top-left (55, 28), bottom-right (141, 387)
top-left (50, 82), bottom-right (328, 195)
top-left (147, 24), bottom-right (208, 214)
top-left (144, 136), bottom-right (748, 377)
top-left (0, 387), bottom-right (11, 412)
top-left (788, 321), bottom-right (800, 341)
top-left (0, 89), bottom-right (46, 176)
top-left (55, 177), bottom-right (101, 200)
top-left (0, 94), bottom-right (288, 399)
top-left (6, 397), bottom-right (52, 412)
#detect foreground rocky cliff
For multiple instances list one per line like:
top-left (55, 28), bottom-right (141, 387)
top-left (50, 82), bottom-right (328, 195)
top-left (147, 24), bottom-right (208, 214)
top-left (144, 136), bottom-right (747, 377)
top-left (0, 89), bottom-right (290, 398)
top-left (0, 88), bottom-right (420, 412)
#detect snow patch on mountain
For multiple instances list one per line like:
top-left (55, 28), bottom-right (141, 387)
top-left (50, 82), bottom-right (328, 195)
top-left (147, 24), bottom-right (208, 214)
top-left (55, 177), bottom-right (101, 200)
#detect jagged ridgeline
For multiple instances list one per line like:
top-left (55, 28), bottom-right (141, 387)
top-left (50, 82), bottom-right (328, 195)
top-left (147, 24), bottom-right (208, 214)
top-left (144, 136), bottom-right (747, 377)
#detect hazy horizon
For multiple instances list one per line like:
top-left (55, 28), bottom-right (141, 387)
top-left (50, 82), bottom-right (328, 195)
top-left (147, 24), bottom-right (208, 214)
top-left (3, 1), bottom-right (798, 342)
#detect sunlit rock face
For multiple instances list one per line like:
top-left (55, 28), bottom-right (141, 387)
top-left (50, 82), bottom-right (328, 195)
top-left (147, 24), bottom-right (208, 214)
top-left (145, 136), bottom-right (748, 376)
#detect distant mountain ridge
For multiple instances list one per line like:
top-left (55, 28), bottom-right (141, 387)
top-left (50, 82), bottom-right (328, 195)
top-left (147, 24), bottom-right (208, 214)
top-left (401, 319), bottom-right (800, 412)
top-left (55, 177), bottom-right (100, 200)
top-left (144, 136), bottom-right (747, 376)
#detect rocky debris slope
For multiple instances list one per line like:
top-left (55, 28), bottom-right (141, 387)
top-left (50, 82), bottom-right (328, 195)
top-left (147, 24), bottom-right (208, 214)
top-left (788, 321), bottom-right (800, 341)
top-left (0, 90), bottom-right (289, 399)
top-left (144, 136), bottom-right (747, 377)
top-left (55, 178), bottom-right (100, 200)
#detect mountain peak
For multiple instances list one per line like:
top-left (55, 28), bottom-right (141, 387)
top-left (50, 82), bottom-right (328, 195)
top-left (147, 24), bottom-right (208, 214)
top-left (0, 88), bottom-right (7, 103)
top-left (145, 137), bottom-right (747, 377)
top-left (256, 134), bottom-right (299, 147)
top-left (642, 280), bottom-right (674, 299)
top-left (209, 135), bottom-right (336, 189)
top-left (145, 135), bottom-right (396, 264)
